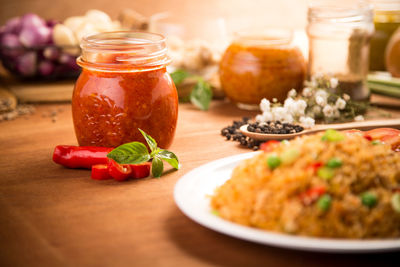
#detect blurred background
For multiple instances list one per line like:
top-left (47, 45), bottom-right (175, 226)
top-left (0, 0), bottom-right (309, 34)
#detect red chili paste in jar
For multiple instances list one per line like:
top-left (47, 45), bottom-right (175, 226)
top-left (72, 32), bottom-right (178, 148)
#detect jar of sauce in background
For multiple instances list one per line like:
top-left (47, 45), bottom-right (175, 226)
top-left (72, 32), bottom-right (178, 148)
top-left (369, 0), bottom-right (400, 71)
top-left (219, 29), bottom-right (306, 110)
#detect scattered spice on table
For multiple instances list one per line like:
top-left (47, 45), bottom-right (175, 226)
top-left (0, 104), bottom-right (35, 122)
top-left (220, 117), bottom-right (262, 150)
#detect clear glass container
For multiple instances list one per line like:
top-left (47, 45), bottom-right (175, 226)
top-left (219, 29), bottom-right (306, 110)
top-left (72, 31), bottom-right (178, 148)
top-left (307, 1), bottom-right (374, 101)
top-left (369, 0), bottom-right (400, 71)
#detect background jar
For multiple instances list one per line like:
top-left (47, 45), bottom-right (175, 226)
top-left (219, 29), bottom-right (306, 110)
top-left (369, 0), bottom-right (400, 71)
top-left (307, 1), bottom-right (374, 101)
top-left (72, 31), bottom-right (178, 148)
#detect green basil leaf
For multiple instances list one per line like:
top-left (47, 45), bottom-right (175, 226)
top-left (139, 128), bottom-right (157, 152)
top-left (190, 79), bottom-right (213, 111)
top-left (107, 142), bottom-right (150, 164)
top-left (170, 69), bottom-right (190, 85)
top-left (157, 150), bottom-right (180, 169)
top-left (151, 156), bottom-right (164, 178)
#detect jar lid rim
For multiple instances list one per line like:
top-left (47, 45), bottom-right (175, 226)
top-left (308, 3), bottom-right (373, 22)
top-left (79, 31), bottom-right (170, 70)
top-left (81, 31), bottom-right (166, 49)
top-left (234, 29), bottom-right (293, 46)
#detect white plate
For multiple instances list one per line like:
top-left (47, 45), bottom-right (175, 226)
top-left (174, 152), bottom-right (400, 253)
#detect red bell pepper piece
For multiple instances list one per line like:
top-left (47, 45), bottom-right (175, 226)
top-left (131, 162), bottom-right (151, 179)
top-left (306, 161), bottom-right (323, 173)
top-left (53, 145), bottom-right (113, 169)
top-left (108, 159), bottom-right (132, 181)
top-left (299, 186), bottom-right (326, 205)
top-left (260, 140), bottom-right (280, 152)
top-left (91, 164), bottom-right (112, 180)
top-left (363, 134), bottom-right (373, 141)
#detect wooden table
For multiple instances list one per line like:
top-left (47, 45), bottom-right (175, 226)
top-left (1, 99), bottom-right (400, 267)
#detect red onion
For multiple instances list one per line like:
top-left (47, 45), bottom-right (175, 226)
top-left (38, 60), bottom-right (54, 75)
top-left (3, 17), bottom-right (22, 34)
top-left (16, 52), bottom-right (37, 76)
top-left (19, 25), bottom-right (51, 47)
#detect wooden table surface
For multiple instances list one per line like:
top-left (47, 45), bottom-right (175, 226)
top-left (1, 98), bottom-right (400, 267)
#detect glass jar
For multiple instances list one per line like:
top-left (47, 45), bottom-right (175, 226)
top-left (369, 0), bottom-right (400, 71)
top-left (219, 30), bottom-right (306, 110)
top-left (72, 32), bottom-right (178, 148)
top-left (307, 1), bottom-right (374, 101)
top-left (386, 27), bottom-right (400, 77)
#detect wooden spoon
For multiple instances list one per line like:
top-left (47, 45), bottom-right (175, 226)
top-left (240, 118), bottom-right (400, 141)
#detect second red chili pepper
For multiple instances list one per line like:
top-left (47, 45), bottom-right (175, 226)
top-left (53, 145), bottom-right (113, 169)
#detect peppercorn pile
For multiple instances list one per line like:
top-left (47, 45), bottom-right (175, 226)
top-left (220, 117), bottom-right (262, 150)
top-left (220, 118), bottom-right (304, 150)
top-left (247, 121), bottom-right (304, 134)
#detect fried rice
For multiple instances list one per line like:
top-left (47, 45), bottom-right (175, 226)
top-left (211, 130), bottom-right (400, 238)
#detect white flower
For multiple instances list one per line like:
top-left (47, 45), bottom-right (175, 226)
top-left (299, 116), bottom-right (315, 128)
top-left (315, 95), bottom-right (327, 107)
top-left (283, 114), bottom-right (294, 123)
top-left (283, 98), bottom-right (307, 117)
top-left (284, 98), bottom-right (296, 114)
top-left (315, 89), bottom-right (328, 99)
top-left (342, 94), bottom-right (350, 101)
top-left (315, 90), bottom-right (328, 107)
top-left (330, 78), bottom-right (339, 89)
top-left (302, 87), bottom-right (312, 97)
top-left (255, 114), bottom-right (264, 122)
top-left (256, 112), bottom-right (273, 122)
top-left (322, 104), bottom-right (335, 118)
top-left (271, 106), bottom-right (287, 121)
top-left (354, 115), bottom-right (364, 121)
top-left (259, 98), bottom-right (271, 112)
top-left (296, 100), bottom-right (307, 115)
top-left (272, 98), bottom-right (278, 103)
top-left (288, 89), bottom-right (297, 98)
top-left (335, 98), bottom-right (346, 110)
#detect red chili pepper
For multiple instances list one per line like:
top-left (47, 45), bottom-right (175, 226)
top-left (260, 140), bottom-right (280, 152)
top-left (299, 186), bottom-right (326, 205)
top-left (306, 161), bottom-right (323, 173)
top-left (91, 164), bottom-right (112, 180)
top-left (108, 159), bottom-right (132, 181)
top-left (53, 145), bottom-right (113, 169)
top-left (131, 162), bottom-right (151, 179)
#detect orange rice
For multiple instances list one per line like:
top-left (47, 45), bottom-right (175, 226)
top-left (211, 131), bottom-right (400, 238)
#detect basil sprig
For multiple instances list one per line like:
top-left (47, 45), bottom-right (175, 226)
top-left (170, 69), bottom-right (190, 85)
top-left (107, 129), bottom-right (180, 177)
top-left (170, 69), bottom-right (213, 111)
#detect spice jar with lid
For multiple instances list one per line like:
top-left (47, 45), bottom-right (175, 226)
top-left (219, 29), bottom-right (306, 110)
top-left (72, 31), bottom-right (178, 148)
top-left (369, 0), bottom-right (400, 71)
top-left (307, 1), bottom-right (374, 101)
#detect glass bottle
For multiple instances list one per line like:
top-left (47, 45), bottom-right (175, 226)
top-left (369, 0), bottom-right (400, 71)
top-left (72, 32), bottom-right (178, 148)
top-left (307, 1), bottom-right (374, 101)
